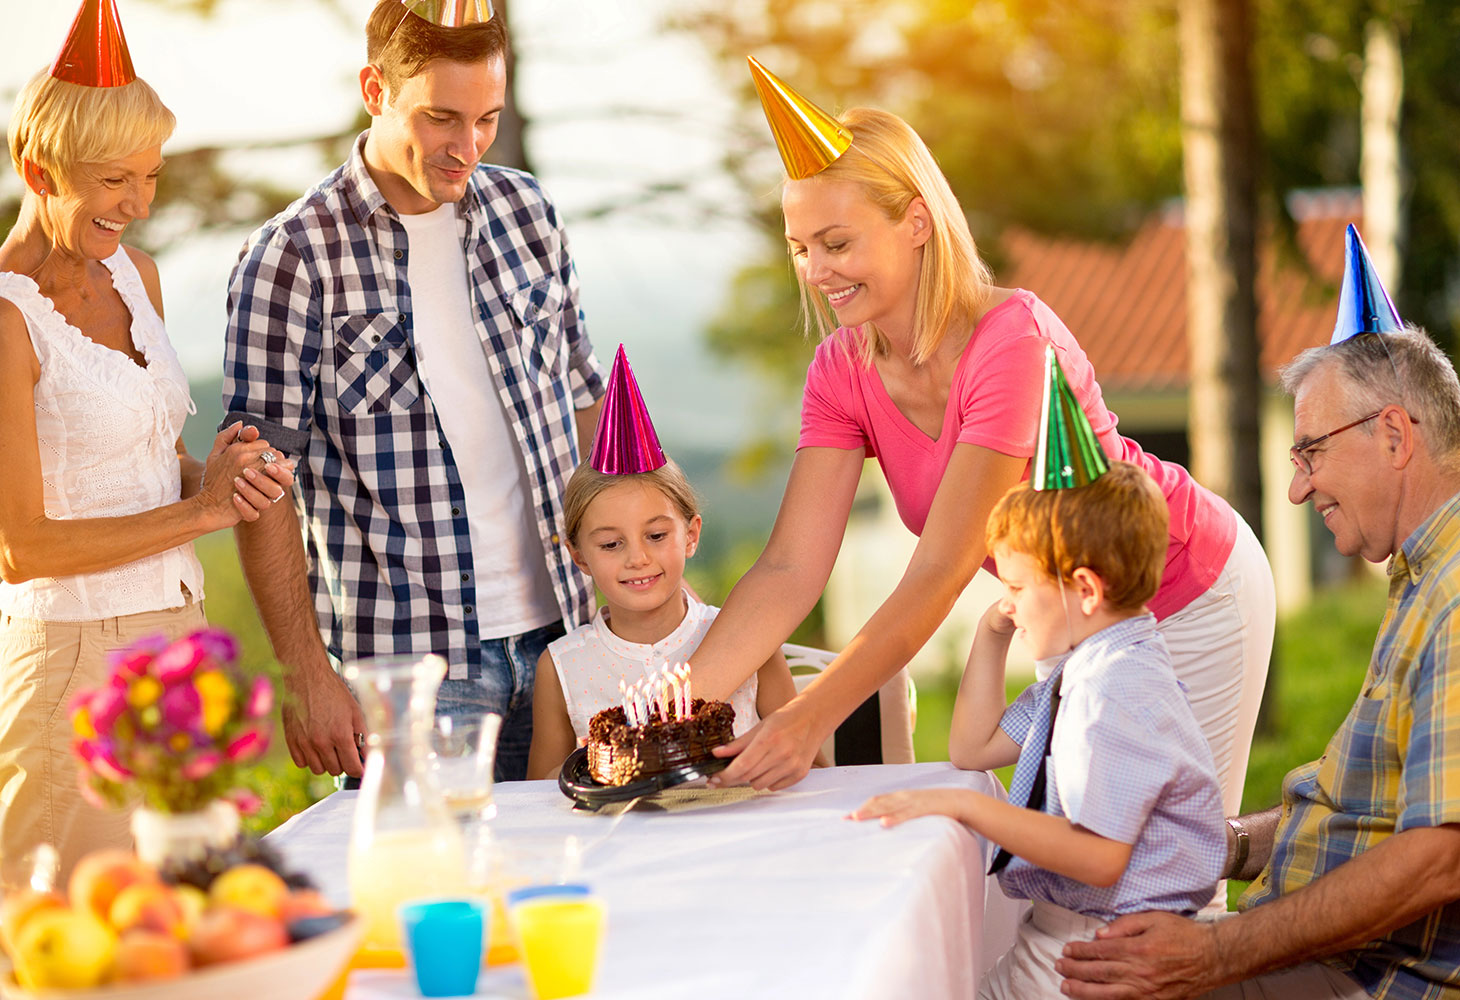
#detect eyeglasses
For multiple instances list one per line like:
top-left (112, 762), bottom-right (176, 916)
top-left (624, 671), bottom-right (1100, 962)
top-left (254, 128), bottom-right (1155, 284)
top-left (1289, 409), bottom-right (1419, 475)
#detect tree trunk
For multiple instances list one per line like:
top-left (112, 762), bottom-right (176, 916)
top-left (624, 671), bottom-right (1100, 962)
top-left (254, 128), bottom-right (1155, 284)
top-left (491, 0), bottom-right (532, 172)
top-left (1361, 17), bottom-right (1404, 295)
top-left (1179, 0), bottom-right (1263, 540)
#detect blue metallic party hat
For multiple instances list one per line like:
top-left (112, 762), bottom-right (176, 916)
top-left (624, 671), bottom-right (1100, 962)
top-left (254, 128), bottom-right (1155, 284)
top-left (1331, 224), bottom-right (1402, 344)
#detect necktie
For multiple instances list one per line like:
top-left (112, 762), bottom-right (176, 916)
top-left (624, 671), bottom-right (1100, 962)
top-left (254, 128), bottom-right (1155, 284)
top-left (988, 677), bottom-right (1062, 875)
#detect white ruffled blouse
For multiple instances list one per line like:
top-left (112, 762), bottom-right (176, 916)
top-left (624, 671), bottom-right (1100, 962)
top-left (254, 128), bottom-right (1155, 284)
top-left (0, 248), bottom-right (205, 621)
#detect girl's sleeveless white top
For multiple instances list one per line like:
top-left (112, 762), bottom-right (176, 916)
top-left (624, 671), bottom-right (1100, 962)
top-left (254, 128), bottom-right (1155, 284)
top-left (0, 249), bottom-right (205, 621)
top-left (548, 597), bottom-right (760, 742)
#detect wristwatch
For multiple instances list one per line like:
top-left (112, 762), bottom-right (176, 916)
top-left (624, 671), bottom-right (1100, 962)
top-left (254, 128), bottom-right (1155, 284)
top-left (1226, 817), bottom-right (1250, 878)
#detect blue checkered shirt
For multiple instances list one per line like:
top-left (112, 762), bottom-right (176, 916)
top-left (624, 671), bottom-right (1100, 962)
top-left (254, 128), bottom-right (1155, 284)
top-left (221, 133), bottom-right (603, 679)
top-left (996, 615), bottom-right (1225, 918)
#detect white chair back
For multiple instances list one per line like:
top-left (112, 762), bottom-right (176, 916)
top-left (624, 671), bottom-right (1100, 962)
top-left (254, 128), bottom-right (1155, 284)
top-left (783, 643), bottom-right (916, 766)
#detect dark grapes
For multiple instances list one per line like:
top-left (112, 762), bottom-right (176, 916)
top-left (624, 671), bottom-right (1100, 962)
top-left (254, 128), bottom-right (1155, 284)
top-left (159, 836), bottom-right (316, 892)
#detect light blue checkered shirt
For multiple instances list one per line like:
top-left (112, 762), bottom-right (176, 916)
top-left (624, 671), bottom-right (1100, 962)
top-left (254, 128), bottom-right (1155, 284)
top-left (996, 614), bottom-right (1225, 918)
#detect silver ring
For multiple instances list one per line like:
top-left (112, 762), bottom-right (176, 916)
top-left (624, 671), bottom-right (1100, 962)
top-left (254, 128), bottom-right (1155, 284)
top-left (259, 450), bottom-right (278, 465)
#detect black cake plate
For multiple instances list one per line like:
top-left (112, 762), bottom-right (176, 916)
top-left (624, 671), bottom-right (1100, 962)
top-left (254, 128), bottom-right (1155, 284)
top-left (557, 746), bottom-right (732, 810)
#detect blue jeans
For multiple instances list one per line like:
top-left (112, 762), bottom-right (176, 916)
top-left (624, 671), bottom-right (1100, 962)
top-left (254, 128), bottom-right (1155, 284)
top-left (436, 621), bottom-right (565, 782)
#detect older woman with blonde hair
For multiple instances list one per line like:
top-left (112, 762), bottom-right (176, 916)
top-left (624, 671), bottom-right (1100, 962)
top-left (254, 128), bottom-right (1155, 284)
top-left (695, 63), bottom-right (1275, 848)
top-left (0, 1), bottom-right (292, 880)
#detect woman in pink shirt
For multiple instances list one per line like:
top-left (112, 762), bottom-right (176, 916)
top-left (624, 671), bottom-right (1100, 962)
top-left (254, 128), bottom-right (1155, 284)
top-left (695, 69), bottom-right (1274, 812)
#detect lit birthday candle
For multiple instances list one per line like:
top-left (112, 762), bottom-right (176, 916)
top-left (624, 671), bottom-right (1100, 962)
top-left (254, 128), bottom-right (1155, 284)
top-left (678, 663), bottom-right (692, 715)
top-left (662, 665), bottom-right (680, 720)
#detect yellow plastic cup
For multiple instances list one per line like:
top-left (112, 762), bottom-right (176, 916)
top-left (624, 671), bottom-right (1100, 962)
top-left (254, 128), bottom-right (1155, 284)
top-left (511, 897), bottom-right (606, 999)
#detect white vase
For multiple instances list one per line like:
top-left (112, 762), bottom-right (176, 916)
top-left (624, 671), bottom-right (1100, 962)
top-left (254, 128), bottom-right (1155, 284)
top-left (130, 799), bottom-right (241, 867)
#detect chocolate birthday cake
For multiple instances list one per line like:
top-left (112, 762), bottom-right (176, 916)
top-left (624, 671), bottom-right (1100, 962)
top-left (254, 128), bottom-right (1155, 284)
top-left (586, 698), bottom-right (735, 786)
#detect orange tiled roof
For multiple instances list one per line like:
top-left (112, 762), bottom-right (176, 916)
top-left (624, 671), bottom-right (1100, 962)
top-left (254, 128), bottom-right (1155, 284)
top-left (997, 189), bottom-right (1360, 391)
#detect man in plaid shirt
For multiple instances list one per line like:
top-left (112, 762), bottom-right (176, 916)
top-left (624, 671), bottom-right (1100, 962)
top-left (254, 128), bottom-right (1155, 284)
top-left (1060, 328), bottom-right (1460, 999)
top-left (222, 3), bottom-right (603, 781)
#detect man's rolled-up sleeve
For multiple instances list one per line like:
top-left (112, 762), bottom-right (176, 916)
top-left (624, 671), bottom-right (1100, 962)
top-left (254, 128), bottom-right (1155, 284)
top-left (221, 229), bottom-right (320, 458)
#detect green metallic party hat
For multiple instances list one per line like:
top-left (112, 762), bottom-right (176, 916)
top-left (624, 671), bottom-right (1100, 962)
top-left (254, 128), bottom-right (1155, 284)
top-left (1033, 345), bottom-right (1110, 490)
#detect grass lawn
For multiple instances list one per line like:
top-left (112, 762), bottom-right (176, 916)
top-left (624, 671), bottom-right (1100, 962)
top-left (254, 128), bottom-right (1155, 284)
top-left (910, 575), bottom-right (1388, 906)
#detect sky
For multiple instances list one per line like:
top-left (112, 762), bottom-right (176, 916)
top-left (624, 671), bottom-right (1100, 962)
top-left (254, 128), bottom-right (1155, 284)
top-left (2, 0), bottom-right (781, 451)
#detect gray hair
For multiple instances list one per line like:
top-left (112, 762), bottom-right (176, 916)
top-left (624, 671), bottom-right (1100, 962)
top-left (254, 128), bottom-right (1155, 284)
top-left (1278, 327), bottom-right (1460, 460)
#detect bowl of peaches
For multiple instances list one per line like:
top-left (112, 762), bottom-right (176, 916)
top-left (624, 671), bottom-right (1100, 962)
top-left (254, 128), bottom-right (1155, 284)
top-left (0, 841), bottom-right (360, 1000)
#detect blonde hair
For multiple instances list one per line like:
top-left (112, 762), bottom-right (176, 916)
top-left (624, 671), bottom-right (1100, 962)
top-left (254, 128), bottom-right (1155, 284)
top-left (791, 107), bottom-right (994, 366)
top-left (986, 463), bottom-right (1168, 612)
top-left (8, 69), bottom-right (175, 185)
top-left (562, 459), bottom-right (700, 547)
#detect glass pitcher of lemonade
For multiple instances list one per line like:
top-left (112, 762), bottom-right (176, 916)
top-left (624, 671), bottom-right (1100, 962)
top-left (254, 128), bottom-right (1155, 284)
top-left (344, 654), bottom-right (466, 958)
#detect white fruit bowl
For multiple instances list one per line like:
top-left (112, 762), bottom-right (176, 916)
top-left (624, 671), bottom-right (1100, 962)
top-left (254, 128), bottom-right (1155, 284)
top-left (1, 916), bottom-right (362, 1000)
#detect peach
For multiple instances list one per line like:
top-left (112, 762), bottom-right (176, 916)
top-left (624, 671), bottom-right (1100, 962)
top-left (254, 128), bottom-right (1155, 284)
top-left (174, 884), bottom-right (208, 933)
top-left (188, 905), bottom-right (288, 966)
top-left (277, 888), bottom-right (334, 926)
top-left (12, 907), bottom-right (118, 990)
top-left (208, 863), bottom-right (290, 919)
top-left (108, 881), bottom-right (186, 937)
top-left (113, 929), bottom-right (190, 982)
top-left (0, 889), bottom-right (66, 959)
top-left (69, 848), bottom-right (157, 922)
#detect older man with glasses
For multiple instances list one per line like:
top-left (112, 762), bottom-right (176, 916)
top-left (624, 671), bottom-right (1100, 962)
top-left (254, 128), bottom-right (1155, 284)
top-left (1059, 229), bottom-right (1460, 1000)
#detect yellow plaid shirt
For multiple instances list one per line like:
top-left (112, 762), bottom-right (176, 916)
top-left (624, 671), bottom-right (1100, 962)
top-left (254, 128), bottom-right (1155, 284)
top-left (1240, 492), bottom-right (1460, 999)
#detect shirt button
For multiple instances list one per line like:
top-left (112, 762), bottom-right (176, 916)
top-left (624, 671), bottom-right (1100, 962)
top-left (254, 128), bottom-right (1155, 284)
top-left (551, 533), bottom-right (560, 544)
top-left (464, 605), bottom-right (474, 614)
top-left (451, 506), bottom-right (462, 516)
top-left (394, 250), bottom-right (403, 260)
top-left (461, 572), bottom-right (470, 582)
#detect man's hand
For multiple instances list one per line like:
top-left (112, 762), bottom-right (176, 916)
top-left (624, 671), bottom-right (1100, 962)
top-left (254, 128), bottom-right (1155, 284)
top-left (1057, 911), bottom-right (1222, 1000)
top-left (282, 666), bottom-right (367, 778)
top-left (708, 702), bottom-right (824, 791)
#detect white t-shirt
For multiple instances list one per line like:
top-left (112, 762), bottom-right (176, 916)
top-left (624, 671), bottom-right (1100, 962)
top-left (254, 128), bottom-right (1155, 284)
top-left (397, 204), bottom-right (558, 637)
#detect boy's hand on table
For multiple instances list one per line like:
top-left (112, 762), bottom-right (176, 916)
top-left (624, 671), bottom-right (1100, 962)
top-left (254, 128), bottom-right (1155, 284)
top-left (847, 788), bottom-right (972, 828)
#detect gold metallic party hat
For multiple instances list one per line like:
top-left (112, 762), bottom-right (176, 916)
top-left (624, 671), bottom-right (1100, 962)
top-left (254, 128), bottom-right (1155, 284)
top-left (748, 56), bottom-right (852, 180)
top-left (1034, 345), bottom-right (1110, 491)
top-left (51, 0), bottom-right (136, 88)
top-left (400, 0), bottom-right (494, 28)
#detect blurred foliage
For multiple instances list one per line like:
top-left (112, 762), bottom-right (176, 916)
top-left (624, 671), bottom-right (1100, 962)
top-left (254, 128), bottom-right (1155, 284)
top-left (677, 0), bottom-right (1460, 371)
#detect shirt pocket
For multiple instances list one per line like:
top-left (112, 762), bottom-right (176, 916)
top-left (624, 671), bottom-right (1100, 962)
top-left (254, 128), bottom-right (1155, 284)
top-left (331, 312), bottom-right (422, 414)
top-left (504, 277), bottom-right (568, 384)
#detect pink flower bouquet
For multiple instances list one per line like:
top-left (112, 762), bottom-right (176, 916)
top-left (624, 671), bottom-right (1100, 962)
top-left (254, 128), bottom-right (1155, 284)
top-left (69, 628), bottom-right (274, 814)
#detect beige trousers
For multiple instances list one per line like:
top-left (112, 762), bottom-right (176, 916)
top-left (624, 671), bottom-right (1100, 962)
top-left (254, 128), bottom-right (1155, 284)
top-left (0, 602), bottom-right (206, 884)
top-left (979, 901), bottom-right (1108, 1000)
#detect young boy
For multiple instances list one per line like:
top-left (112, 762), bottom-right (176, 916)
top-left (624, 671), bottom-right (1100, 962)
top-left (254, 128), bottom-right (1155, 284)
top-left (852, 462), bottom-right (1225, 1000)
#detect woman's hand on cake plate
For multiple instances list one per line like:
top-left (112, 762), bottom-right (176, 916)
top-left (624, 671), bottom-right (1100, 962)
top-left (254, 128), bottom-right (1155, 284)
top-left (708, 701), bottom-right (825, 791)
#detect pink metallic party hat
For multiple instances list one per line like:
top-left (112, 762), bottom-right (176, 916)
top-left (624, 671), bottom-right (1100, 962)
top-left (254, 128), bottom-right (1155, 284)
top-left (589, 345), bottom-right (667, 475)
top-left (51, 0), bottom-right (136, 88)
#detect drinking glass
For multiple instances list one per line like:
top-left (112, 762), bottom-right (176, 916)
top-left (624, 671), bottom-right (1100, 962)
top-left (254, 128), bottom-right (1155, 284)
top-left (429, 712), bottom-right (502, 827)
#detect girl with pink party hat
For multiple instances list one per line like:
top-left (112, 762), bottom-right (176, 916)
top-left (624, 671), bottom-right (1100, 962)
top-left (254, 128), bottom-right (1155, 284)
top-left (526, 346), bottom-right (802, 779)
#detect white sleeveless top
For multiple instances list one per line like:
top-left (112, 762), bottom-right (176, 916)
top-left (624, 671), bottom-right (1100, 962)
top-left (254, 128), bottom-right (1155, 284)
top-left (0, 249), bottom-right (205, 621)
top-left (548, 597), bottom-right (760, 742)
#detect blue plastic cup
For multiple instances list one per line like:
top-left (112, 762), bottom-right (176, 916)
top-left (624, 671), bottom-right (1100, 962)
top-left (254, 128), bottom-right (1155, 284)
top-left (399, 899), bottom-right (487, 997)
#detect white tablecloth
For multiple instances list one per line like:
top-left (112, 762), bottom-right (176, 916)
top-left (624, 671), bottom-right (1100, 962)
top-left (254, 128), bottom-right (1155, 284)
top-left (266, 763), bottom-right (1025, 1000)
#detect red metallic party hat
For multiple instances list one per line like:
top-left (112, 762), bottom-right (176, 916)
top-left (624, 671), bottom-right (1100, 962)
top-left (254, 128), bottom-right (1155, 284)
top-left (51, 0), bottom-right (136, 88)
top-left (589, 345), bottom-right (667, 475)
